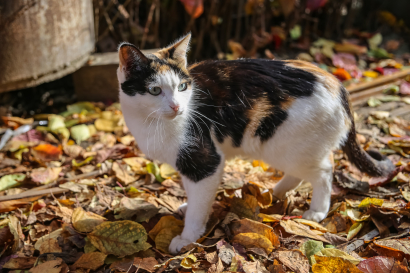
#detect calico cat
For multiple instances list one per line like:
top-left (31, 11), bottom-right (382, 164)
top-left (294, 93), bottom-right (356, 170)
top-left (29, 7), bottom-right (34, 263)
top-left (117, 33), bottom-right (394, 254)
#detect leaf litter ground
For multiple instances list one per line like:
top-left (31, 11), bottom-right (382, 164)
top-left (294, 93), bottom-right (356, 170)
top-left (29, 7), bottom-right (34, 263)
top-left (1, 94), bottom-right (410, 272)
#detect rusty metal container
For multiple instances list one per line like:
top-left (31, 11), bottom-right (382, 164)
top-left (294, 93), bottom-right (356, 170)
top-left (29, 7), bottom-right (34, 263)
top-left (0, 0), bottom-right (95, 93)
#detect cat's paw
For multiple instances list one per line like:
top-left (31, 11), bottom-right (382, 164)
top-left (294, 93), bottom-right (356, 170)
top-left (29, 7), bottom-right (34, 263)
top-left (177, 203), bottom-right (188, 216)
top-left (302, 210), bottom-right (327, 222)
top-left (169, 235), bottom-right (193, 254)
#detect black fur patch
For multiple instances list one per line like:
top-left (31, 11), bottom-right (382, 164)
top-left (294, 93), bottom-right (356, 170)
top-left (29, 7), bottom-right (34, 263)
top-left (189, 59), bottom-right (317, 145)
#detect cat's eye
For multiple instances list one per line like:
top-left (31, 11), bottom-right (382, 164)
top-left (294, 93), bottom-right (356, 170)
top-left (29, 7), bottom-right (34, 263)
top-left (148, 86), bottom-right (162, 96)
top-left (178, 83), bottom-right (188, 92)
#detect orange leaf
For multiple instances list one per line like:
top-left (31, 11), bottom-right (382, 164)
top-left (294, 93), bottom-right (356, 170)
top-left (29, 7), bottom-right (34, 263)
top-left (32, 144), bottom-right (62, 162)
top-left (179, 0), bottom-right (203, 18)
top-left (333, 68), bottom-right (351, 81)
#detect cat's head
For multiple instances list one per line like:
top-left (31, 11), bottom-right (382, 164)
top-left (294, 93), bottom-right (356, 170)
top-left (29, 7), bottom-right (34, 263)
top-left (117, 33), bottom-right (193, 120)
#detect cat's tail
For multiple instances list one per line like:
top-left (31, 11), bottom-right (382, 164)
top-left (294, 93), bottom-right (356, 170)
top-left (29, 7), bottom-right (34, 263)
top-left (340, 87), bottom-right (395, 177)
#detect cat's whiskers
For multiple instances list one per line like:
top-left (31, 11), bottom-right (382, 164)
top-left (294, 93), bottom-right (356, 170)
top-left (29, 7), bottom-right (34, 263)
top-left (144, 108), bottom-right (160, 125)
top-left (189, 109), bottom-right (225, 135)
top-left (240, 89), bottom-right (253, 109)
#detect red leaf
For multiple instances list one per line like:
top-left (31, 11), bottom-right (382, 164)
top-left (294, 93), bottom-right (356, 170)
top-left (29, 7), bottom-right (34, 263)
top-left (357, 256), bottom-right (409, 273)
top-left (31, 144), bottom-right (62, 162)
top-left (179, 0), bottom-right (203, 18)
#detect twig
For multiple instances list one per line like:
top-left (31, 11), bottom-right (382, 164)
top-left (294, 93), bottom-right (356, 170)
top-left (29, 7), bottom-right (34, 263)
top-left (98, 0), bottom-right (132, 42)
top-left (140, 1), bottom-right (156, 49)
top-left (0, 188), bottom-right (69, 202)
top-left (347, 69), bottom-right (410, 94)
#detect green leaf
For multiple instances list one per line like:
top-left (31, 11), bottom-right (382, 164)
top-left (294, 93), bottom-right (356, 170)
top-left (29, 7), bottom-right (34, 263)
top-left (71, 124), bottom-right (91, 144)
top-left (48, 115), bottom-right (66, 131)
top-left (0, 174), bottom-right (26, 191)
top-left (290, 24), bottom-right (301, 40)
top-left (62, 102), bottom-right (96, 117)
top-left (300, 240), bottom-right (324, 264)
top-left (367, 97), bottom-right (382, 107)
top-left (347, 222), bottom-right (363, 241)
top-left (88, 220), bottom-right (151, 257)
top-left (146, 162), bottom-right (164, 182)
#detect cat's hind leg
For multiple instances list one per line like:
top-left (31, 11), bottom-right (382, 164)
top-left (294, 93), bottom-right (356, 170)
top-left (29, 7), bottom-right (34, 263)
top-left (272, 174), bottom-right (302, 199)
top-left (169, 164), bottom-right (224, 254)
top-left (300, 158), bottom-right (333, 222)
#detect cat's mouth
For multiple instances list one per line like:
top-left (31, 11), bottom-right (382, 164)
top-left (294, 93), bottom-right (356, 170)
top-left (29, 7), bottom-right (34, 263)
top-left (165, 110), bottom-right (183, 120)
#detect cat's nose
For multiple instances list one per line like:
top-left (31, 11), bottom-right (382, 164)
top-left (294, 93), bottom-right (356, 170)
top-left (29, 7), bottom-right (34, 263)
top-left (170, 105), bottom-right (180, 112)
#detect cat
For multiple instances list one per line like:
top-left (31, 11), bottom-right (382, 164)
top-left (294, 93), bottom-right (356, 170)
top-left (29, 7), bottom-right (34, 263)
top-left (117, 33), bottom-right (394, 254)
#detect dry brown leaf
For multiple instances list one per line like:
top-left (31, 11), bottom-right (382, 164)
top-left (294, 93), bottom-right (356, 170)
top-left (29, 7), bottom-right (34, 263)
top-left (232, 232), bottom-right (274, 253)
top-left (72, 207), bottom-right (107, 233)
top-left (278, 250), bottom-right (310, 273)
top-left (133, 257), bottom-right (158, 272)
top-left (29, 258), bottom-right (65, 273)
top-left (148, 215), bottom-right (184, 253)
top-left (38, 237), bottom-right (62, 254)
top-left (3, 257), bottom-right (37, 269)
top-left (31, 167), bottom-right (62, 184)
top-left (280, 220), bottom-right (330, 243)
top-left (293, 218), bottom-right (328, 232)
top-left (112, 161), bottom-right (136, 185)
top-left (73, 252), bottom-right (107, 271)
top-left (230, 194), bottom-right (260, 220)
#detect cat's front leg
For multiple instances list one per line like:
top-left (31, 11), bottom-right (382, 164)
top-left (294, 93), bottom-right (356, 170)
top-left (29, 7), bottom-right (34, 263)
top-left (169, 167), bottom-right (223, 254)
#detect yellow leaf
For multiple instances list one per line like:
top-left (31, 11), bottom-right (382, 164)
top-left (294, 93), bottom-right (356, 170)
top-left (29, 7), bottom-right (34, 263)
top-left (312, 256), bottom-right (362, 273)
top-left (95, 118), bottom-right (116, 132)
top-left (252, 160), bottom-right (269, 171)
top-left (347, 222), bottom-right (363, 241)
top-left (258, 213), bottom-right (282, 222)
top-left (123, 157), bottom-right (150, 174)
top-left (318, 248), bottom-right (361, 265)
top-left (363, 70), bottom-right (379, 78)
top-left (148, 215), bottom-right (184, 253)
top-left (230, 218), bottom-right (280, 248)
top-left (180, 254), bottom-right (198, 269)
top-left (72, 207), bottom-right (107, 233)
top-left (358, 197), bottom-right (384, 208)
top-left (293, 218), bottom-right (328, 232)
top-left (232, 233), bottom-right (274, 253)
top-left (160, 163), bottom-right (178, 179)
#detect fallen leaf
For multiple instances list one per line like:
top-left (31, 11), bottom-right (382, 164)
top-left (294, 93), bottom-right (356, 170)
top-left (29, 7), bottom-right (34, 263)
top-left (29, 259), bottom-right (65, 273)
top-left (123, 157), bottom-right (150, 174)
top-left (32, 144), bottom-right (62, 162)
top-left (278, 250), bottom-right (310, 273)
top-left (373, 239), bottom-right (410, 261)
top-left (294, 218), bottom-right (328, 232)
top-left (113, 161), bottom-right (136, 185)
top-left (230, 218), bottom-right (279, 248)
top-left (232, 232), bottom-right (274, 253)
top-left (160, 163), bottom-right (178, 179)
top-left (148, 215), bottom-right (184, 253)
top-left (71, 124), bottom-right (91, 144)
top-left (347, 222), bottom-right (363, 241)
top-left (72, 207), bottom-right (107, 233)
top-left (63, 143), bottom-right (85, 158)
top-left (180, 254), bottom-right (198, 269)
top-left (146, 162), bottom-right (164, 182)
top-left (312, 255), bottom-right (361, 273)
top-left (114, 197), bottom-right (159, 222)
top-left (357, 256), bottom-right (409, 273)
top-left (120, 134), bottom-right (135, 145)
top-left (59, 182), bottom-right (88, 193)
top-left (95, 118), bottom-right (116, 132)
top-left (358, 197), bottom-right (384, 208)
top-left (133, 257), bottom-right (158, 272)
top-left (37, 237), bottom-right (62, 254)
top-left (0, 173), bottom-right (25, 191)
top-left (3, 257), bottom-right (37, 269)
top-left (30, 167), bottom-right (61, 185)
top-left (230, 194), bottom-right (260, 220)
top-left (88, 220), bottom-right (151, 257)
top-left (300, 240), bottom-right (324, 264)
top-left (319, 248), bottom-right (361, 265)
top-left (73, 252), bottom-right (107, 270)
top-left (280, 220), bottom-right (330, 243)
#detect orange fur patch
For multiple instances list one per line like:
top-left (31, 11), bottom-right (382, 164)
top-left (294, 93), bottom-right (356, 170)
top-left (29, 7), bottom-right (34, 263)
top-left (245, 96), bottom-right (273, 136)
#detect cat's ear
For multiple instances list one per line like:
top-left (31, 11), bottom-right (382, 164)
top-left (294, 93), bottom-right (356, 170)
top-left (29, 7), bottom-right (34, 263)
top-left (166, 33), bottom-right (191, 67)
top-left (118, 42), bottom-right (150, 70)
